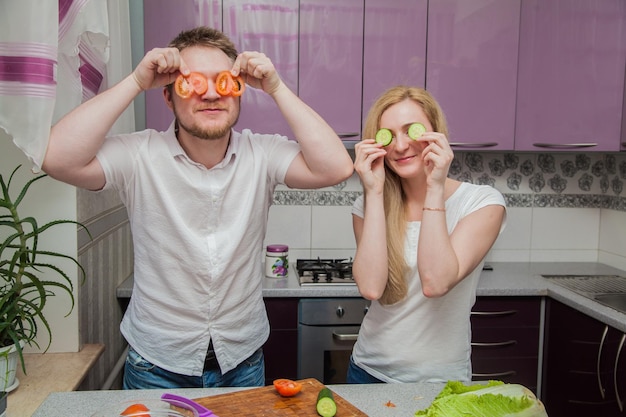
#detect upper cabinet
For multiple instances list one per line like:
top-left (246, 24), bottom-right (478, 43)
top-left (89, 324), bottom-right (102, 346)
top-left (426, 0), bottom-right (521, 150)
top-left (143, 0), bottom-right (222, 132)
top-left (140, 0), bottom-right (626, 151)
top-left (362, 0), bottom-right (428, 133)
top-left (299, 0), bottom-right (364, 142)
top-left (222, 0), bottom-right (299, 138)
top-left (515, 0), bottom-right (626, 152)
top-left (623, 66), bottom-right (626, 151)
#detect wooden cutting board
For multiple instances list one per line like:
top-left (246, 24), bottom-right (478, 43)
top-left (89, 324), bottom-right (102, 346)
top-left (193, 378), bottom-right (367, 416)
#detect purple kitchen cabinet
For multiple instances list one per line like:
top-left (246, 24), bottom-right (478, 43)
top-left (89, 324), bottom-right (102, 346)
top-left (143, 0), bottom-right (222, 132)
top-left (623, 66), bottom-right (626, 151)
top-left (223, 0), bottom-right (299, 138)
top-left (299, 0), bottom-right (364, 142)
top-left (426, 0), bottom-right (521, 150)
top-left (516, 0), bottom-right (626, 152)
top-left (362, 0), bottom-right (427, 134)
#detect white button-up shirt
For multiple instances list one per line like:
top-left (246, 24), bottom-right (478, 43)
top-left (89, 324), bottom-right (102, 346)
top-left (97, 123), bottom-right (300, 376)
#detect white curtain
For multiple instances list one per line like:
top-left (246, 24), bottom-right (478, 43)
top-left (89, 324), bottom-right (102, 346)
top-left (0, 0), bottom-right (120, 171)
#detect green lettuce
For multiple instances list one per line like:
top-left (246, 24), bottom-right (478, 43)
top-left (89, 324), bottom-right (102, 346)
top-left (415, 380), bottom-right (548, 417)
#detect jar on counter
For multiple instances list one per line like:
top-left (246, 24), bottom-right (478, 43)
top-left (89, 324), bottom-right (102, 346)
top-left (265, 244), bottom-right (289, 278)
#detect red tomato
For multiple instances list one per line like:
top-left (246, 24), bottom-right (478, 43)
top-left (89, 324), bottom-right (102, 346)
top-left (174, 74), bottom-right (193, 99)
top-left (121, 403), bottom-right (150, 417)
top-left (188, 72), bottom-right (208, 95)
top-left (174, 72), bottom-right (208, 99)
top-left (216, 71), bottom-right (234, 96)
top-left (230, 75), bottom-right (245, 97)
top-left (273, 378), bottom-right (303, 397)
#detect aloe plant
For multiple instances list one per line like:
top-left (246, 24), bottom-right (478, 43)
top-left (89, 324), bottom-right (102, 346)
top-left (0, 165), bottom-right (89, 373)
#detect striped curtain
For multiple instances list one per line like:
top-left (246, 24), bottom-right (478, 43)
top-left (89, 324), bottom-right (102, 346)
top-left (0, 0), bottom-right (109, 171)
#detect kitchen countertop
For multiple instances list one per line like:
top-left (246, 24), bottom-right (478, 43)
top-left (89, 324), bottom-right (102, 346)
top-left (30, 262), bottom-right (626, 415)
top-left (32, 381), bottom-right (447, 417)
top-left (116, 261), bottom-right (626, 332)
top-left (7, 344), bottom-right (104, 417)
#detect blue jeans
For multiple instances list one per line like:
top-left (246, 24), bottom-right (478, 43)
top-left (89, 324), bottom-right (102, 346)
top-left (123, 346), bottom-right (265, 389)
top-left (346, 355), bottom-right (384, 384)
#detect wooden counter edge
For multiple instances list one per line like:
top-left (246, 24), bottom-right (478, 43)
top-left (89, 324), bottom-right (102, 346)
top-left (7, 343), bottom-right (105, 417)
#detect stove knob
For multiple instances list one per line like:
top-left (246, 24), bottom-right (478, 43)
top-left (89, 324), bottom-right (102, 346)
top-left (336, 306), bottom-right (345, 318)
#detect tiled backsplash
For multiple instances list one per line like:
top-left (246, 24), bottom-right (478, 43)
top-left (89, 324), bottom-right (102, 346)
top-left (265, 152), bottom-right (626, 267)
top-left (273, 152), bottom-right (626, 209)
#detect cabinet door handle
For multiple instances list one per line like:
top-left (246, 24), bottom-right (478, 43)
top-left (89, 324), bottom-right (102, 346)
top-left (472, 371), bottom-right (517, 378)
top-left (471, 310), bottom-right (517, 317)
top-left (614, 333), bottom-right (626, 412)
top-left (449, 142), bottom-right (499, 148)
top-left (532, 142), bottom-right (598, 149)
top-left (332, 331), bottom-right (358, 341)
top-left (338, 132), bottom-right (360, 139)
top-left (472, 340), bottom-right (517, 348)
top-left (597, 325), bottom-right (609, 399)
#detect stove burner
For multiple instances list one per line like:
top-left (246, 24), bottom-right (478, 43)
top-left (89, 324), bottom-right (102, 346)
top-left (297, 258), bottom-right (355, 285)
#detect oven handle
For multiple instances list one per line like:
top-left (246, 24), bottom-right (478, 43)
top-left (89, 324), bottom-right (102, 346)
top-left (332, 330), bottom-right (359, 341)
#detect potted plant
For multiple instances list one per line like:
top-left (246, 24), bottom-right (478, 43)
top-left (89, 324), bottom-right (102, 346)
top-left (0, 165), bottom-right (89, 391)
top-left (0, 390), bottom-right (6, 417)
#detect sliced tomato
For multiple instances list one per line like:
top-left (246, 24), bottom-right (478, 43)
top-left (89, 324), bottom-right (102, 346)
top-left (188, 72), bottom-right (208, 95)
top-left (216, 71), bottom-right (234, 96)
top-left (175, 72), bottom-right (208, 98)
top-left (273, 378), bottom-right (303, 397)
top-left (174, 74), bottom-right (193, 99)
top-left (230, 75), bottom-right (245, 97)
top-left (121, 403), bottom-right (150, 417)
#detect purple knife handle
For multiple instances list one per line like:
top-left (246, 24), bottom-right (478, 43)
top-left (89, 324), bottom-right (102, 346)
top-left (161, 393), bottom-right (216, 417)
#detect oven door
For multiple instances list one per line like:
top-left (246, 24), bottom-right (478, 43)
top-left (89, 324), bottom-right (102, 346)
top-left (298, 323), bottom-right (360, 384)
top-left (297, 298), bottom-right (370, 384)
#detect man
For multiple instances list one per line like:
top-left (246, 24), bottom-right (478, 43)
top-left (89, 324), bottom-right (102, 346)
top-left (42, 27), bottom-right (353, 389)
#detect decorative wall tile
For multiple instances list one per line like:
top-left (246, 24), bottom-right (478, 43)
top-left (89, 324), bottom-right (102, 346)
top-left (274, 152), bottom-right (626, 212)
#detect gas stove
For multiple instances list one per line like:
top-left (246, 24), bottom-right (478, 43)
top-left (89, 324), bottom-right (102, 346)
top-left (297, 258), bottom-right (356, 286)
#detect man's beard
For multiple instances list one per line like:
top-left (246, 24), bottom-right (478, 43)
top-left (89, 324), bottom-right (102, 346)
top-left (178, 119), bottom-right (233, 140)
top-left (173, 104), bottom-right (240, 140)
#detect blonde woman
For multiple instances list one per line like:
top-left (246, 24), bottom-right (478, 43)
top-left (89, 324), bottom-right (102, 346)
top-left (348, 86), bottom-right (506, 383)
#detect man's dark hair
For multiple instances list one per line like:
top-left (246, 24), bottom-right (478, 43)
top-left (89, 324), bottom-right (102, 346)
top-left (168, 26), bottom-right (238, 61)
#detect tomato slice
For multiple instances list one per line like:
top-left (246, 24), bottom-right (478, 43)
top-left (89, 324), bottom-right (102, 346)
top-left (188, 72), bottom-right (208, 95)
top-left (273, 378), bottom-right (303, 397)
top-left (121, 403), bottom-right (150, 417)
top-left (216, 71), bottom-right (234, 96)
top-left (174, 74), bottom-right (194, 99)
top-left (174, 72), bottom-right (208, 99)
top-left (230, 75), bottom-right (245, 97)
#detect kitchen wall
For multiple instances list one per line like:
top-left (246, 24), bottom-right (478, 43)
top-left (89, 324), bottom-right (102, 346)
top-left (0, 1), bottom-right (136, 392)
top-left (265, 151), bottom-right (626, 270)
top-left (0, 130), bottom-right (133, 392)
top-left (0, 136), bottom-right (81, 354)
top-left (1, 0), bottom-right (624, 394)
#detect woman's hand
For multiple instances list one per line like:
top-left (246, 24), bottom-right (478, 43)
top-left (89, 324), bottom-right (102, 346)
top-left (354, 139), bottom-right (387, 194)
top-left (418, 132), bottom-right (454, 187)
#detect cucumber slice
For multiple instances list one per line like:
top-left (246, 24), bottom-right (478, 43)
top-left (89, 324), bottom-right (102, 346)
top-left (408, 122), bottom-right (426, 140)
top-left (375, 128), bottom-right (393, 146)
top-left (316, 388), bottom-right (337, 417)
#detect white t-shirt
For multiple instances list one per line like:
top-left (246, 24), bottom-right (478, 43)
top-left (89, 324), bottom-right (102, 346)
top-left (97, 123), bottom-right (300, 376)
top-left (351, 182), bottom-right (506, 383)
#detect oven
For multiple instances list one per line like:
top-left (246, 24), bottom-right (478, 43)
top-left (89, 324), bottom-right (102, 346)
top-left (297, 297), bottom-right (370, 384)
top-left (295, 257), bottom-right (369, 384)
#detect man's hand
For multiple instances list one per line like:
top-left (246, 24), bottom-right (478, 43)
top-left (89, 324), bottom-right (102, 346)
top-left (231, 51), bottom-right (282, 95)
top-left (132, 47), bottom-right (191, 91)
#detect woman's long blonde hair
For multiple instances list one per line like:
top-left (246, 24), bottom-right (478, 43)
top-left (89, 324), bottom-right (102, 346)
top-left (362, 86), bottom-right (449, 305)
